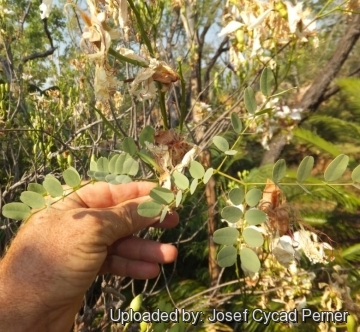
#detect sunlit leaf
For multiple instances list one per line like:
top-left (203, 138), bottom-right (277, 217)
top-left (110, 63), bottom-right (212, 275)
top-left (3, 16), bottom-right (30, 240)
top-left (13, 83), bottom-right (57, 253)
top-left (160, 205), bottom-right (169, 223)
top-left (139, 126), bottom-right (155, 147)
top-left (190, 178), bottom-right (198, 194)
top-left (20, 191), bottom-right (46, 209)
top-left (150, 187), bottom-right (174, 205)
top-left (137, 201), bottom-right (162, 217)
top-left (63, 167), bottom-right (81, 188)
top-left (213, 136), bottom-right (229, 152)
top-left (245, 188), bottom-right (262, 207)
top-left (297, 156), bottom-right (314, 182)
top-left (172, 171), bottom-right (189, 190)
top-left (137, 150), bottom-right (163, 173)
top-left (231, 113), bottom-right (242, 133)
top-left (97, 157), bottom-right (109, 173)
top-left (213, 227), bottom-right (239, 245)
top-left (225, 150), bottom-right (237, 155)
top-left (123, 137), bottom-right (138, 156)
top-left (115, 153), bottom-right (128, 174)
top-left (175, 190), bottom-right (182, 207)
top-left (221, 206), bottom-right (242, 223)
top-left (122, 157), bottom-right (139, 176)
top-left (27, 183), bottom-right (47, 196)
top-left (243, 227), bottom-right (264, 247)
top-left (87, 170), bottom-right (96, 179)
top-left (245, 209), bottom-right (267, 225)
top-left (115, 175), bottom-right (132, 183)
top-left (255, 107), bottom-right (273, 116)
top-left (229, 188), bottom-right (244, 206)
top-left (240, 247), bottom-right (261, 273)
top-left (203, 168), bottom-right (214, 184)
top-left (90, 160), bottom-right (98, 171)
top-left (105, 174), bottom-right (120, 184)
top-left (260, 67), bottom-right (274, 96)
top-left (94, 171), bottom-right (109, 181)
top-left (272, 159), bottom-right (286, 182)
top-left (351, 164), bottom-right (360, 182)
top-left (43, 175), bottom-right (63, 198)
top-left (109, 154), bottom-right (120, 174)
top-left (244, 86), bottom-right (256, 114)
top-left (217, 246), bottom-right (237, 267)
top-left (189, 160), bottom-right (205, 179)
top-left (2, 203), bottom-right (31, 220)
top-left (324, 154), bottom-right (349, 182)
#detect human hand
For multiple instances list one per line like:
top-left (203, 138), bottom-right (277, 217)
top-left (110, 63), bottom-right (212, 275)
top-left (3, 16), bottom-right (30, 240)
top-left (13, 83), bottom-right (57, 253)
top-left (0, 181), bottom-right (178, 332)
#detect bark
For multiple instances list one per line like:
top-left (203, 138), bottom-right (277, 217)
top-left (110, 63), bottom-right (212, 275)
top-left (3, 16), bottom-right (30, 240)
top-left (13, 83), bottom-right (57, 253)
top-left (180, 1), bottom-right (221, 287)
top-left (300, 14), bottom-right (360, 111)
top-left (200, 150), bottom-right (220, 288)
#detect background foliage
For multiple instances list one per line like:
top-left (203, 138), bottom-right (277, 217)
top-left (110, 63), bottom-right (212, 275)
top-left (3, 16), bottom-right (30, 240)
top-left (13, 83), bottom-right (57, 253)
top-left (1, 0), bottom-right (360, 331)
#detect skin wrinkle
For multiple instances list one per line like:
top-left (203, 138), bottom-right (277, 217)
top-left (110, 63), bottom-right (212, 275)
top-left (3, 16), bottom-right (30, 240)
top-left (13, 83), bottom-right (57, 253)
top-left (0, 182), bottom-right (178, 332)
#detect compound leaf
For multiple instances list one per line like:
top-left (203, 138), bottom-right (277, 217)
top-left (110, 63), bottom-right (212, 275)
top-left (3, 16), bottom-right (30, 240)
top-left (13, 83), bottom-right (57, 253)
top-left (244, 86), bottom-right (256, 114)
top-left (297, 156), bottom-right (314, 182)
top-left (213, 136), bottom-right (229, 152)
top-left (43, 175), bottom-right (63, 198)
top-left (231, 113), bottom-right (242, 133)
top-left (245, 188), bottom-right (262, 207)
top-left (324, 154), bottom-right (349, 182)
top-left (2, 203), bottom-right (31, 220)
top-left (273, 159), bottom-right (286, 182)
top-left (20, 191), bottom-right (46, 209)
top-left (123, 137), bottom-right (138, 156)
top-left (217, 246), bottom-right (237, 267)
top-left (213, 227), bottom-right (239, 246)
top-left (240, 247), bottom-right (261, 273)
top-left (137, 201), bottom-right (162, 217)
top-left (150, 187), bottom-right (174, 205)
top-left (229, 188), bottom-right (245, 206)
top-left (189, 160), bottom-right (205, 179)
top-left (221, 206), bottom-right (242, 223)
top-left (63, 167), bottom-right (81, 188)
top-left (27, 183), bottom-right (47, 196)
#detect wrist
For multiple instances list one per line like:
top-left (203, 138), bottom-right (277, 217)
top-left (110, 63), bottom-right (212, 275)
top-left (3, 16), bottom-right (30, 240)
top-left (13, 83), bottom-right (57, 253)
top-left (0, 228), bottom-right (79, 332)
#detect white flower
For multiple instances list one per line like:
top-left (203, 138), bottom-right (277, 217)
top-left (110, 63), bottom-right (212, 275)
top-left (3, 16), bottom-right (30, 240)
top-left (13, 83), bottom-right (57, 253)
top-left (174, 145), bottom-right (200, 173)
top-left (39, 0), bottom-right (52, 19)
top-left (244, 8), bottom-right (273, 30)
top-left (284, 1), bottom-right (317, 40)
top-left (4, 9), bottom-right (15, 15)
top-left (130, 58), bottom-right (179, 100)
top-left (218, 21), bottom-right (244, 37)
top-left (94, 64), bottom-right (122, 101)
top-left (294, 230), bottom-right (332, 264)
top-left (271, 235), bottom-right (300, 266)
top-left (116, 47), bottom-right (148, 64)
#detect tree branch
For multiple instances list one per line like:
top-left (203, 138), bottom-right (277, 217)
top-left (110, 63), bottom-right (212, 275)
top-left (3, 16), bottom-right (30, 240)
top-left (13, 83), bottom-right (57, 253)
top-left (300, 14), bottom-right (360, 111)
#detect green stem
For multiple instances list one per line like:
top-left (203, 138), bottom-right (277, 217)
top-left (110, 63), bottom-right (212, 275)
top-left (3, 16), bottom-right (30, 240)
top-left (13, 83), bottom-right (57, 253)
top-left (108, 48), bottom-right (148, 68)
top-left (127, 0), bottom-right (154, 57)
top-left (157, 85), bottom-right (169, 129)
top-left (177, 60), bottom-right (187, 131)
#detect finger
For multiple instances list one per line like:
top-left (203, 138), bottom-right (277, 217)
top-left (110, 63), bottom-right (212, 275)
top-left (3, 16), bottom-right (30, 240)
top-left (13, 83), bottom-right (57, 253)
top-left (60, 182), bottom-right (157, 209)
top-left (152, 211), bottom-right (179, 229)
top-left (72, 196), bottom-right (162, 243)
top-left (99, 256), bottom-right (160, 279)
top-left (108, 237), bottom-right (178, 263)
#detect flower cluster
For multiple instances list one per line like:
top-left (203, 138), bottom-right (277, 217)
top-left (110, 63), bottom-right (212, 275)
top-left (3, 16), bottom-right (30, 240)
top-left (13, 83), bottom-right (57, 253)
top-left (64, 0), bottom-right (179, 102)
top-left (218, 0), bottom-right (318, 72)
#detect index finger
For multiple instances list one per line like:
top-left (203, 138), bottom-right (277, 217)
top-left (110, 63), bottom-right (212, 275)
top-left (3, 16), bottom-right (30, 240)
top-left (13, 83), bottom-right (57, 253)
top-left (67, 181), bottom-right (157, 208)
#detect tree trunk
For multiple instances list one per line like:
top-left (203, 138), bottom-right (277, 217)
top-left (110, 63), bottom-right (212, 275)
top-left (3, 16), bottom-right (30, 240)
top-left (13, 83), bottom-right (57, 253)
top-left (261, 13), bottom-right (360, 165)
top-left (180, 1), bottom-right (221, 287)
